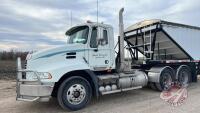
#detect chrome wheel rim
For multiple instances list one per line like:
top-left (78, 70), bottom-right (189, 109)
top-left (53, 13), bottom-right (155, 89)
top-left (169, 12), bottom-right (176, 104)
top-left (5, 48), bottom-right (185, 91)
top-left (66, 84), bottom-right (86, 105)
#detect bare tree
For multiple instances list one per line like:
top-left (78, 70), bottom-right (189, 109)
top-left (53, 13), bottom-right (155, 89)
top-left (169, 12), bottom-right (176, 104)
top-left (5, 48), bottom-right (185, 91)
top-left (0, 50), bottom-right (28, 61)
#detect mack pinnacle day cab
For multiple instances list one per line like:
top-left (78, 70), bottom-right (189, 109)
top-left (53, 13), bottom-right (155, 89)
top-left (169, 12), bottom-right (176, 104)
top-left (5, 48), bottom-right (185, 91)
top-left (16, 8), bottom-right (200, 110)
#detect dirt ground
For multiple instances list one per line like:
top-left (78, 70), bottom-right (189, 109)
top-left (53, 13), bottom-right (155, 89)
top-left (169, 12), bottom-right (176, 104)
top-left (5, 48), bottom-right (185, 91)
top-left (0, 78), bottom-right (200, 113)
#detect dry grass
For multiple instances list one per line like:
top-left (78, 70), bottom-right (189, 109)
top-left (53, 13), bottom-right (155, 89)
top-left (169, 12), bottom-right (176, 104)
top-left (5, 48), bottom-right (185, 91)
top-left (0, 60), bottom-right (17, 79)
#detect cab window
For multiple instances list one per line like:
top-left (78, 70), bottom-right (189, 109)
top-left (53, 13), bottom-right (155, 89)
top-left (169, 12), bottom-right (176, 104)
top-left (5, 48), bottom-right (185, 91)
top-left (103, 29), bottom-right (108, 44)
top-left (90, 27), bottom-right (108, 48)
top-left (66, 26), bottom-right (89, 44)
top-left (90, 27), bottom-right (97, 48)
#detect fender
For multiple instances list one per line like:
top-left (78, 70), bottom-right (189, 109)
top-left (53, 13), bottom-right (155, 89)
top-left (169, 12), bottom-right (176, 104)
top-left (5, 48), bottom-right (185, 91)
top-left (148, 66), bottom-right (175, 83)
top-left (83, 69), bottom-right (99, 98)
top-left (55, 69), bottom-right (99, 98)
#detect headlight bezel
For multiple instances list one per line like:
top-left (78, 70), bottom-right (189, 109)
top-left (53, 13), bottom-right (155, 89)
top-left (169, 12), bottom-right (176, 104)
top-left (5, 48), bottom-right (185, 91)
top-left (26, 53), bottom-right (32, 60)
top-left (32, 72), bottom-right (52, 80)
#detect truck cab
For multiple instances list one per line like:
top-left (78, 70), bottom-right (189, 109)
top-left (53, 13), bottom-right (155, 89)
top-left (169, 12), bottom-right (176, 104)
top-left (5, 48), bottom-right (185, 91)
top-left (16, 22), bottom-right (118, 109)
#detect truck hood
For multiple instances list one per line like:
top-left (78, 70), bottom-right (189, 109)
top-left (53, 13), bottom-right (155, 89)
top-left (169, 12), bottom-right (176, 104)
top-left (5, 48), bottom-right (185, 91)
top-left (30, 44), bottom-right (86, 60)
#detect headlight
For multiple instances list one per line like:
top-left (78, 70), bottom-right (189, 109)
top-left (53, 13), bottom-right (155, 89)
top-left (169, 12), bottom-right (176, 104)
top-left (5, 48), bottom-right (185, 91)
top-left (33, 72), bottom-right (52, 79)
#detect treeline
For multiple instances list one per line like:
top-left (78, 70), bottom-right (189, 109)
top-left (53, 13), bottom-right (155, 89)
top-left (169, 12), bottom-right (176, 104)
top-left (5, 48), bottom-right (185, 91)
top-left (0, 50), bottom-right (28, 60)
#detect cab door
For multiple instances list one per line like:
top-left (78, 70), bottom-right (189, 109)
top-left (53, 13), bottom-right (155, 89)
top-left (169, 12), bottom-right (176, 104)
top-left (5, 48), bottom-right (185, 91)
top-left (88, 26), bottom-right (111, 71)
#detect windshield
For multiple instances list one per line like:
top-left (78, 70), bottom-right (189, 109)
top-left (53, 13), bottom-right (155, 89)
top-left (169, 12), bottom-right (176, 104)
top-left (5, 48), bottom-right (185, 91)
top-left (66, 26), bottom-right (89, 44)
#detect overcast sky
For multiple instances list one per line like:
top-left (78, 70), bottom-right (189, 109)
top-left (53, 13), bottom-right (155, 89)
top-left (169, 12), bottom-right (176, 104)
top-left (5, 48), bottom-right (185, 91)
top-left (0, 0), bottom-right (200, 51)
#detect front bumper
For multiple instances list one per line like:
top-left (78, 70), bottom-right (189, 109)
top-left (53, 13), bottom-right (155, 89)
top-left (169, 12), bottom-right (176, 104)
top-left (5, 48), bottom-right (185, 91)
top-left (16, 57), bottom-right (54, 102)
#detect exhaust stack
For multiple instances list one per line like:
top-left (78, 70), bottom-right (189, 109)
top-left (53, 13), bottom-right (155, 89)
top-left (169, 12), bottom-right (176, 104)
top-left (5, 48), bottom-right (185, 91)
top-left (118, 8), bottom-right (125, 72)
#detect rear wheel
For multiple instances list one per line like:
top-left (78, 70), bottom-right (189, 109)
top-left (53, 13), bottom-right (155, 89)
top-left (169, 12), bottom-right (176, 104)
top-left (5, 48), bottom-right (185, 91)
top-left (156, 67), bottom-right (173, 91)
top-left (57, 76), bottom-right (92, 111)
top-left (177, 65), bottom-right (190, 87)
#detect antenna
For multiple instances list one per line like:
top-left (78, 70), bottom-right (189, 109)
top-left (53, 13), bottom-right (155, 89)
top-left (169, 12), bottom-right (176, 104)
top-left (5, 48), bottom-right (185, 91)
top-left (70, 10), bottom-right (72, 27)
top-left (96, 0), bottom-right (99, 24)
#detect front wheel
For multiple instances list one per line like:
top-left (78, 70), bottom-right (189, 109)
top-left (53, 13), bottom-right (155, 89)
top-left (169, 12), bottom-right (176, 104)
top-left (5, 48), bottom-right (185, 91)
top-left (57, 76), bottom-right (92, 111)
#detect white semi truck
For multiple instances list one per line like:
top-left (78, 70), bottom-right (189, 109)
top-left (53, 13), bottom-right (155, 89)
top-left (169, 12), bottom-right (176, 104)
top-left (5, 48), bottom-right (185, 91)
top-left (16, 8), bottom-right (200, 110)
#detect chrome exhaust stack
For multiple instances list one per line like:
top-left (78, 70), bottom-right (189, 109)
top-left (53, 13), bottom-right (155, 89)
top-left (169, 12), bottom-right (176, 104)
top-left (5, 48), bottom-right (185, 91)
top-left (118, 8), bottom-right (125, 72)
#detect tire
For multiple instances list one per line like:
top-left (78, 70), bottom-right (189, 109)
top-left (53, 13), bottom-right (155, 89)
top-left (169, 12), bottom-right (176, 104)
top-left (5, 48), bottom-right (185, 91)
top-left (155, 67), bottom-right (173, 91)
top-left (57, 76), bottom-right (92, 111)
top-left (177, 65), bottom-right (191, 87)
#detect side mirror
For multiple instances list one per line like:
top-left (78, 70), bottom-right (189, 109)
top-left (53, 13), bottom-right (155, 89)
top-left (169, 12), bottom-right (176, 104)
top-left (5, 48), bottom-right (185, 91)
top-left (97, 38), bottom-right (104, 46)
top-left (96, 27), bottom-right (105, 47)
